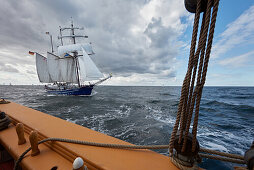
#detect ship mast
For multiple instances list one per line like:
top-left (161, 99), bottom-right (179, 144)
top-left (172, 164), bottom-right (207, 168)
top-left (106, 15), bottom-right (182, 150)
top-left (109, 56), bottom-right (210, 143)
top-left (59, 26), bottom-right (63, 46)
top-left (59, 21), bottom-right (84, 87)
top-left (70, 21), bottom-right (81, 87)
top-left (58, 20), bottom-right (89, 87)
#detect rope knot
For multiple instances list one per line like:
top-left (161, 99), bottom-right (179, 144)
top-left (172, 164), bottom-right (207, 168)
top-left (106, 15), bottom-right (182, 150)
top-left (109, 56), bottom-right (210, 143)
top-left (0, 99), bottom-right (10, 104)
top-left (0, 112), bottom-right (11, 131)
top-left (171, 131), bottom-right (200, 168)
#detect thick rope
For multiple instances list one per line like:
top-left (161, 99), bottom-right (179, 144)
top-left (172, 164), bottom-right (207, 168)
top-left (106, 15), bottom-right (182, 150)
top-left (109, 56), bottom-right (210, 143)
top-left (191, 0), bottom-right (220, 152)
top-left (182, 0), bottom-right (213, 152)
top-left (178, 12), bottom-right (207, 144)
top-left (0, 99), bottom-right (10, 104)
top-left (0, 113), bottom-right (11, 131)
top-left (169, 0), bottom-right (202, 154)
top-left (170, 156), bottom-right (199, 170)
top-left (199, 148), bottom-right (244, 160)
top-left (169, 0), bottom-right (221, 160)
top-left (14, 137), bottom-right (245, 170)
top-left (14, 138), bottom-right (170, 170)
top-left (199, 153), bottom-right (245, 164)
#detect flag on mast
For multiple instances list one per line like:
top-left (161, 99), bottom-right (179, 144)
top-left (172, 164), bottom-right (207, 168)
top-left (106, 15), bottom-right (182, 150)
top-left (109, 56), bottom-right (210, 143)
top-left (29, 51), bottom-right (35, 55)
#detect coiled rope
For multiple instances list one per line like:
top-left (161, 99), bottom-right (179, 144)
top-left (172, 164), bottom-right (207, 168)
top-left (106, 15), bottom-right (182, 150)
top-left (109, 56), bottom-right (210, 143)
top-left (0, 99), bottom-right (10, 104)
top-left (14, 138), bottom-right (245, 170)
top-left (0, 112), bottom-right (11, 131)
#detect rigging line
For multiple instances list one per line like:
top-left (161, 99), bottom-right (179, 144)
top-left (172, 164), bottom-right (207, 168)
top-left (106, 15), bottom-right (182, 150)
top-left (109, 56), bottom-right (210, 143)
top-left (182, 0), bottom-right (214, 152)
top-left (191, 0), bottom-right (220, 152)
top-left (13, 138), bottom-right (245, 170)
top-left (169, 0), bottom-right (202, 154)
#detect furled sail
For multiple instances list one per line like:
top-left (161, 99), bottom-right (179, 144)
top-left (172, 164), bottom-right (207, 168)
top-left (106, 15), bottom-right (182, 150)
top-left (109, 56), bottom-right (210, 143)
top-left (47, 52), bottom-right (78, 83)
top-left (78, 48), bottom-right (104, 81)
top-left (35, 53), bottom-right (53, 83)
top-left (57, 43), bottom-right (94, 56)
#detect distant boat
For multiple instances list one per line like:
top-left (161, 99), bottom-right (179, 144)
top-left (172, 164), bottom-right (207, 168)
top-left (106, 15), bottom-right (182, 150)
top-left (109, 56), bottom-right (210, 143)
top-left (31, 21), bottom-right (111, 95)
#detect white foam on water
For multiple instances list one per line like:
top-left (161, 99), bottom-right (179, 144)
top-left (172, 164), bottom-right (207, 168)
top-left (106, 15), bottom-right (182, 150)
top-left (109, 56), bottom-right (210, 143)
top-left (66, 118), bottom-right (78, 124)
top-left (91, 90), bottom-right (98, 96)
top-left (144, 105), bottom-right (175, 125)
top-left (114, 128), bottom-right (136, 139)
top-left (145, 105), bottom-right (163, 114)
top-left (108, 104), bottom-right (131, 118)
top-left (197, 125), bottom-right (249, 155)
top-left (67, 106), bottom-right (81, 113)
top-left (203, 141), bottom-right (229, 152)
top-left (114, 123), bottom-right (136, 138)
top-left (46, 94), bottom-right (57, 96)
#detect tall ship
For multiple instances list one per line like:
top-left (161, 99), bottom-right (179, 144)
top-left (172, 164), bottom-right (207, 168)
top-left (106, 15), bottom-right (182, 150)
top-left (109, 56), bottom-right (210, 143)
top-left (32, 21), bottom-right (112, 95)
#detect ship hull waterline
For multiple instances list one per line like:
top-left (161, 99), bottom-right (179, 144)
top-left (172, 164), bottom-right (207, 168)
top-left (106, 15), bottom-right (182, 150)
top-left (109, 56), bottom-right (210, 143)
top-left (46, 85), bottom-right (94, 95)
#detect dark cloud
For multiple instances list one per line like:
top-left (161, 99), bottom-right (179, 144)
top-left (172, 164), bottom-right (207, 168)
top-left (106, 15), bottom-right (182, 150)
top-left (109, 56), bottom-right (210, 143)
top-left (0, 1), bottom-right (46, 49)
top-left (0, 0), bottom-right (189, 84)
top-left (145, 18), bottom-right (171, 47)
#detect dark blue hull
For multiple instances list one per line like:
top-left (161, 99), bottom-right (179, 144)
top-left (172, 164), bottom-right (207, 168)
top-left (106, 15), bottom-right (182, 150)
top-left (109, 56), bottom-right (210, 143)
top-left (46, 86), bottom-right (94, 95)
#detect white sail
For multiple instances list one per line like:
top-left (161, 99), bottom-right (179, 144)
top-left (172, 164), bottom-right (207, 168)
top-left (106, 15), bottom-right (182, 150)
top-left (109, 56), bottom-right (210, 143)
top-left (57, 43), bottom-right (94, 56)
top-left (34, 22), bottom-right (111, 90)
top-left (47, 52), bottom-right (78, 83)
top-left (61, 57), bottom-right (78, 83)
top-left (78, 48), bottom-right (104, 81)
top-left (47, 52), bottom-right (62, 82)
top-left (35, 53), bottom-right (53, 83)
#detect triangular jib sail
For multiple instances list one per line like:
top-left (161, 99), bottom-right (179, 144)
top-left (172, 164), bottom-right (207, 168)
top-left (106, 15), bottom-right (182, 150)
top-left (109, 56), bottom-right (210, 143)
top-left (78, 48), bottom-right (104, 82)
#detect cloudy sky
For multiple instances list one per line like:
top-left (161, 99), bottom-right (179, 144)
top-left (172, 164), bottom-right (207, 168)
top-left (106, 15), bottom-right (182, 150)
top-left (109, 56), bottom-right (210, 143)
top-left (0, 0), bottom-right (253, 86)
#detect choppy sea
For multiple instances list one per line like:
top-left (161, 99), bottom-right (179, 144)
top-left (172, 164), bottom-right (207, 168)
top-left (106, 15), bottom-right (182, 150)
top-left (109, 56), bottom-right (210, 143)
top-left (1, 85), bottom-right (253, 170)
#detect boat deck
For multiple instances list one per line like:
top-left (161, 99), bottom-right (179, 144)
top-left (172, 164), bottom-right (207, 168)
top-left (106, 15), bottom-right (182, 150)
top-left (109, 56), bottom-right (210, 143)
top-left (0, 102), bottom-right (178, 170)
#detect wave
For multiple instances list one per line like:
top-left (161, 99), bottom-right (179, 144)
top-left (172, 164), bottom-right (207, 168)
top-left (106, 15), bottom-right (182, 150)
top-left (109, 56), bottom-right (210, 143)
top-left (144, 105), bottom-right (176, 125)
top-left (147, 99), bottom-right (161, 104)
top-left (46, 94), bottom-right (57, 97)
top-left (171, 101), bottom-right (179, 107)
top-left (232, 95), bottom-right (254, 99)
top-left (197, 127), bottom-right (251, 155)
top-left (204, 100), bottom-right (231, 106)
top-left (210, 122), bottom-right (246, 130)
top-left (199, 107), bottom-right (216, 112)
top-left (159, 93), bottom-right (175, 96)
top-left (203, 100), bottom-right (254, 111)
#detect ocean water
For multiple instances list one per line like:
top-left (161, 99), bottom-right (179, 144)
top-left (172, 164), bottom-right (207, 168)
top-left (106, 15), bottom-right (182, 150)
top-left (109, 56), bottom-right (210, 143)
top-left (0, 85), bottom-right (253, 170)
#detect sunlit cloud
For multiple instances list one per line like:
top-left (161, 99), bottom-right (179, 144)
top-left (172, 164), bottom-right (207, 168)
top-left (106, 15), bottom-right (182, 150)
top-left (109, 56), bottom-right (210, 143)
top-left (218, 50), bottom-right (254, 67)
top-left (212, 5), bottom-right (254, 59)
top-left (0, 0), bottom-right (191, 85)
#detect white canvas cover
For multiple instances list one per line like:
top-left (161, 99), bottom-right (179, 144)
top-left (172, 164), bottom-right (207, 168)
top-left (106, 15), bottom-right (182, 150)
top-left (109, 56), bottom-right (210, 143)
top-left (57, 43), bottom-right (94, 56)
top-left (35, 53), bottom-right (53, 83)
